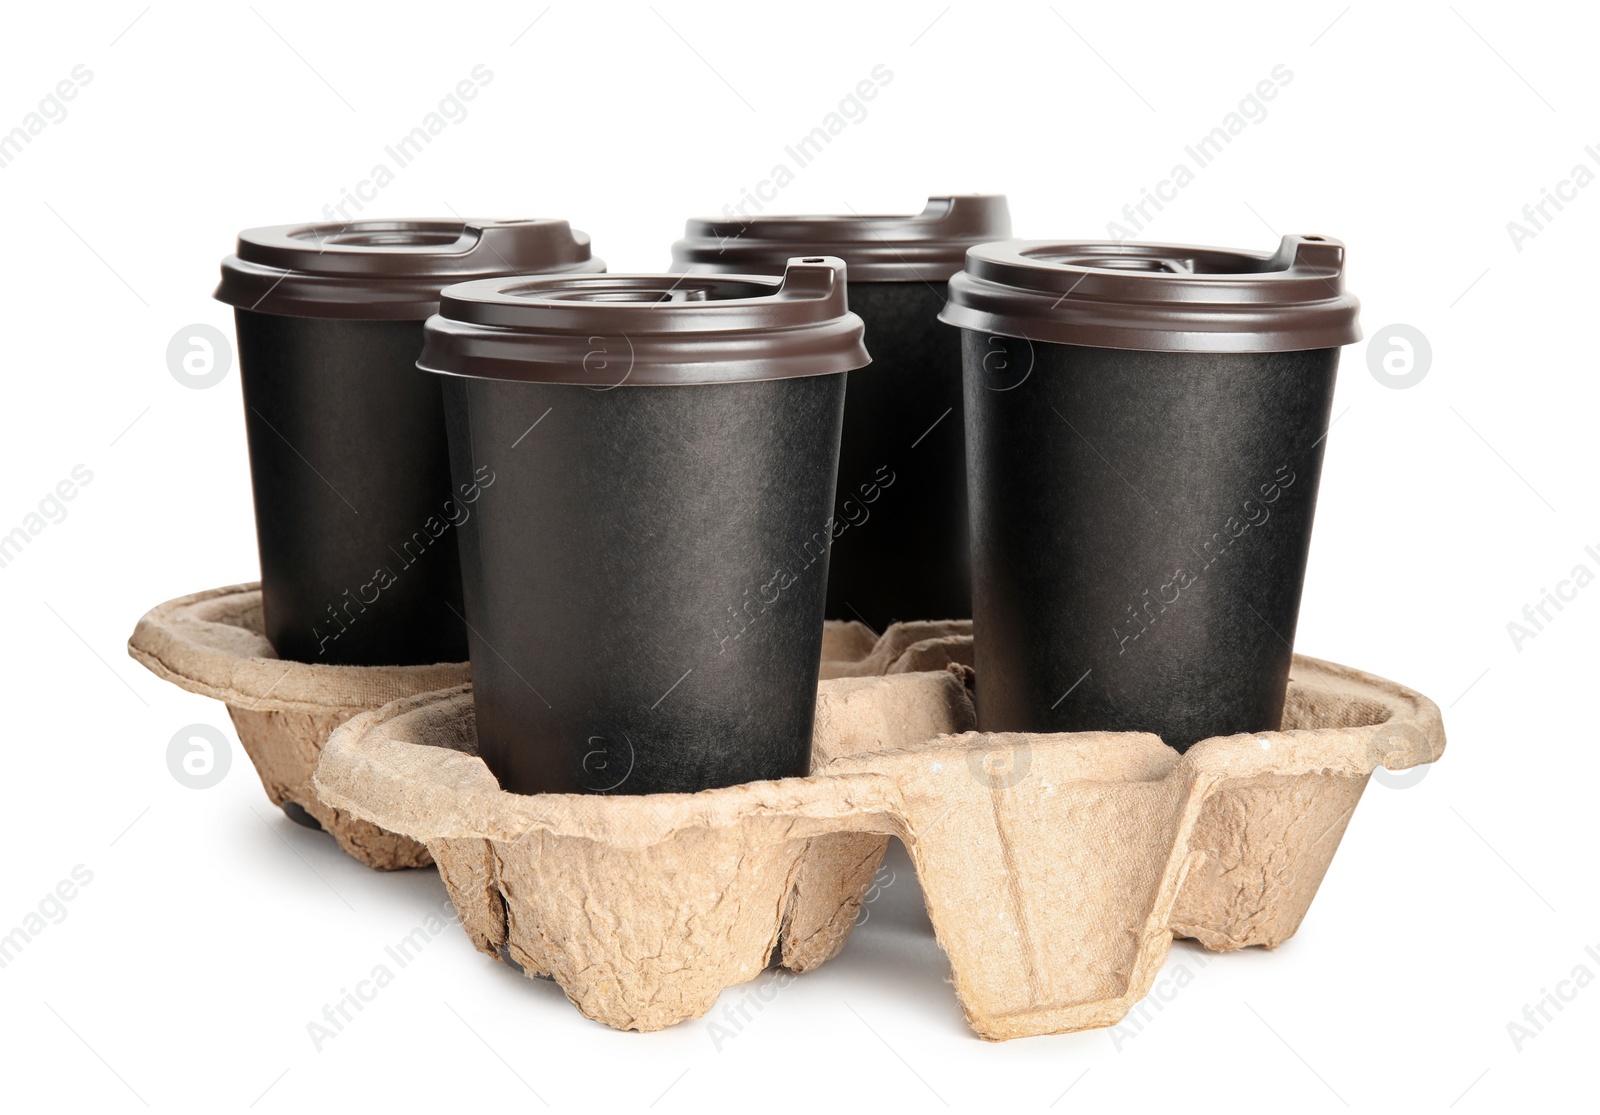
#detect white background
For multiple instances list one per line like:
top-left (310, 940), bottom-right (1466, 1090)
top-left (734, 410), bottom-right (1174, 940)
top-left (1, 2), bottom-right (1594, 1111)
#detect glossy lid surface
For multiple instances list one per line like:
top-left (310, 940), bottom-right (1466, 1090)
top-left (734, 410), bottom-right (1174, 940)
top-left (940, 235), bottom-right (1361, 352)
top-left (216, 218), bottom-right (603, 320)
top-left (419, 256), bottom-right (870, 386)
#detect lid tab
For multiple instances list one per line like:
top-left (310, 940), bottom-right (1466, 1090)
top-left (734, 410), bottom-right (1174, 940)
top-left (773, 255), bottom-right (847, 299)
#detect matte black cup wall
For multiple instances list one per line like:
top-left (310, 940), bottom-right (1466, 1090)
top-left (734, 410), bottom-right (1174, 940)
top-left (215, 219), bottom-right (603, 666)
top-left (418, 258), bottom-right (870, 796)
top-left (672, 196), bottom-right (1011, 631)
top-left (940, 237), bottom-right (1362, 751)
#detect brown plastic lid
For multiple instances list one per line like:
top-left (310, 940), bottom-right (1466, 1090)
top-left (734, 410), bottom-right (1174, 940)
top-left (215, 218), bottom-right (604, 320)
top-left (418, 257), bottom-right (870, 386)
top-left (671, 195), bottom-right (1011, 282)
top-left (939, 235), bottom-right (1361, 353)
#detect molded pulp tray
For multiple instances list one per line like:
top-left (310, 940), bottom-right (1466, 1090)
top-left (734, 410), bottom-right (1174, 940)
top-left (127, 584), bottom-right (471, 869)
top-left (123, 588), bottom-right (954, 870)
top-left (311, 621), bottom-right (1444, 1040)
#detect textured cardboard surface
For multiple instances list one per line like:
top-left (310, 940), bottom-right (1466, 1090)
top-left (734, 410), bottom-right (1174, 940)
top-left (820, 619), bottom-right (973, 679)
top-left (315, 621), bottom-right (1444, 1038)
top-left (127, 584), bottom-right (471, 869)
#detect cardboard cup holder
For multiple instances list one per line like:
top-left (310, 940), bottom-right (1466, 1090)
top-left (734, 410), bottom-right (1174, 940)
top-left (127, 585), bottom-right (470, 869)
top-left (306, 618), bottom-right (1444, 1040)
top-left (128, 589), bottom-right (1444, 1037)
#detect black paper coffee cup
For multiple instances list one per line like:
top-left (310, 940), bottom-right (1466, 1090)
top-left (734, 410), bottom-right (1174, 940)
top-left (940, 237), bottom-right (1361, 751)
top-left (672, 197), bottom-right (1011, 631)
top-left (215, 219), bottom-right (603, 666)
top-left (418, 259), bottom-right (870, 795)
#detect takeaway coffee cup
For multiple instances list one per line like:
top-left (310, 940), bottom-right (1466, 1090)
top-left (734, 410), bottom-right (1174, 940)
top-left (671, 196), bottom-right (1010, 631)
top-left (418, 258), bottom-right (870, 795)
top-left (215, 219), bottom-right (603, 666)
top-left (940, 236), bottom-right (1361, 751)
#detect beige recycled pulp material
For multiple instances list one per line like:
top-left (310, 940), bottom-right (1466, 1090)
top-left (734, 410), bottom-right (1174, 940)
top-left (313, 620), bottom-right (1444, 1039)
top-left (126, 583), bottom-right (471, 870)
